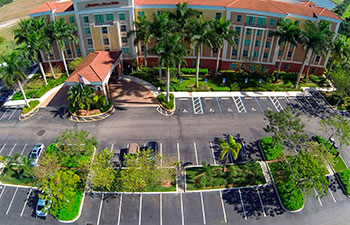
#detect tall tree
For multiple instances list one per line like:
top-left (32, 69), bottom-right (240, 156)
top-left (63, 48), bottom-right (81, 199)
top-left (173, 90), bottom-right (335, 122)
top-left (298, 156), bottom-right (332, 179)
top-left (52, 18), bottom-right (79, 76)
top-left (0, 50), bottom-right (30, 107)
top-left (128, 14), bottom-right (153, 72)
top-left (90, 149), bottom-right (115, 191)
top-left (40, 22), bottom-right (56, 77)
top-left (295, 20), bottom-right (333, 88)
top-left (339, 18), bottom-right (350, 41)
top-left (210, 18), bottom-right (239, 77)
top-left (14, 17), bottom-right (48, 85)
top-left (189, 16), bottom-right (213, 88)
top-left (270, 19), bottom-right (301, 81)
top-left (68, 84), bottom-right (95, 111)
top-left (219, 135), bottom-right (241, 171)
top-left (320, 115), bottom-right (350, 148)
top-left (327, 35), bottom-right (350, 76)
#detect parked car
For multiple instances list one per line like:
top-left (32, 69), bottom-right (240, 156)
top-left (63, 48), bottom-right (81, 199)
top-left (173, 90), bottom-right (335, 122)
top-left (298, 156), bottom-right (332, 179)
top-left (36, 198), bottom-right (51, 217)
top-left (147, 141), bottom-right (159, 155)
top-left (120, 143), bottom-right (139, 166)
top-left (29, 143), bottom-right (45, 167)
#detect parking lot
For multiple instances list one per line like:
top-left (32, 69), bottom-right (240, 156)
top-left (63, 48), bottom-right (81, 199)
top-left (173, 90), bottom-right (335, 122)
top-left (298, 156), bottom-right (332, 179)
top-left (174, 91), bottom-right (336, 118)
top-left (0, 107), bottom-right (21, 122)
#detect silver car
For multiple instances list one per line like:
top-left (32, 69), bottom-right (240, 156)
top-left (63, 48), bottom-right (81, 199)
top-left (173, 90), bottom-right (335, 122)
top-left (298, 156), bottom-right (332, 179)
top-left (29, 143), bottom-right (45, 167)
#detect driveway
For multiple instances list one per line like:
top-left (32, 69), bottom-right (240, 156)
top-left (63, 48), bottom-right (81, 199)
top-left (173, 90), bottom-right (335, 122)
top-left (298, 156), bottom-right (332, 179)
top-left (41, 85), bottom-right (69, 107)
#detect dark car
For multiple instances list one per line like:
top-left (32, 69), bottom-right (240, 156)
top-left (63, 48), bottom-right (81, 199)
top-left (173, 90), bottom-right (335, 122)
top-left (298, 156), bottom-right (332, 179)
top-left (147, 141), bottom-right (159, 154)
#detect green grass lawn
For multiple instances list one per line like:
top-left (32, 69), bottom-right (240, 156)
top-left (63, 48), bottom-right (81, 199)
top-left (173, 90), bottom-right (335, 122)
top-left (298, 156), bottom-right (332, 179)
top-left (56, 190), bottom-right (83, 221)
top-left (333, 155), bottom-right (347, 172)
top-left (142, 182), bottom-right (176, 192)
top-left (0, 169), bottom-right (37, 186)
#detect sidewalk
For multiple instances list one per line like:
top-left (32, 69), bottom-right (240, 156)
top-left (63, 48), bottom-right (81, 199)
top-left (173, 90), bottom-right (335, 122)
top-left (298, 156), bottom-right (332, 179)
top-left (258, 161), bottom-right (273, 184)
top-left (123, 75), bottom-right (159, 96)
top-left (171, 91), bottom-right (306, 98)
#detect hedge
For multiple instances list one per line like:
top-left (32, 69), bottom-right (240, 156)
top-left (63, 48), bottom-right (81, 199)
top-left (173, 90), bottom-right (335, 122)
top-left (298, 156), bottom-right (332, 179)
top-left (157, 93), bottom-right (174, 110)
top-left (338, 169), bottom-right (350, 195)
top-left (22, 100), bottom-right (40, 114)
top-left (260, 137), bottom-right (284, 161)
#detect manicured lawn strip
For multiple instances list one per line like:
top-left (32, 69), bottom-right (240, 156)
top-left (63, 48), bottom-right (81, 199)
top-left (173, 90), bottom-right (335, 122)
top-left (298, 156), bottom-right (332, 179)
top-left (12, 74), bottom-right (67, 100)
top-left (186, 163), bottom-right (265, 190)
top-left (142, 183), bottom-right (176, 192)
top-left (337, 169), bottom-right (350, 195)
top-left (56, 190), bottom-right (83, 221)
top-left (22, 100), bottom-right (40, 114)
top-left (333, 155), bottom-right (347, 172)
top-left (0, 168), bottom-right (37, 185)
top-left (260, 137), bottom-right (284, 161)
top-left (269, 161), bottom-right (304, 211)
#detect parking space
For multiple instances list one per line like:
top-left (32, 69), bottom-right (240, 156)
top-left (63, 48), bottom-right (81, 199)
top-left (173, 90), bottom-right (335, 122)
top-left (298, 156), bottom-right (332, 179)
top-left (119, 194), bottom-right (140, 225)
top-left (217, 97), bottom-right (238, 114)
top-left (276, 97), bottom-right (291, 110)
top-left (202, 191), bottom-right (226, 224)
top-left (194, 141), bottom-right (215, 165)
top-left (241, 97), bottom-right (262, 113)
top-left (240, 188), bottom-right (265, 218)
top-left (258, 185), bottom-right (284, 217)
top-left (327, 175), bottom-right (348, 203)
top-left (287, 97), bottom-right (304, 112)
top-left (221, 189), bottom-right (247, 222)
top-left (183, 192), bottom-right (205, 225)
top-left (177, 142), bottom-right (196, 166)
top-left (257, 97), bottom-right (278, 112)
top-left (162, 194), bottom-right (182, 225)
top-left (175, 98), bottom-right (194, 116)
top-left (141, 194), bottom-right (160, 225)
top-left (0, 107), bottom-right (21, 122)
top-left (201, 97), bottom-right (221, 114)
top-left (99, 194), bottom-right (120, 225)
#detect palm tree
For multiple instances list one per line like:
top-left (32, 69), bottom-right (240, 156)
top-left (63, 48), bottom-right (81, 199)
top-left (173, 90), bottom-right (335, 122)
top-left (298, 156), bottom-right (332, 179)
top-left (153, 32), bottom-right (185, 102)
top-left (67, 84), bottom-right (94, 111)
top-left (190, 16), bottom-right (213, 88)
top-left (18, 156), bottom-right (34, 178)
top-left (128, 14), bottom-right (154, 72)
top-left (270, 19), bottom-right (301, 81)
top-left (41, 23), bottom-right (56, 77)
top-left (327, 35), bottom-right (350, 76)
top-left (210, 18), bottom-right (239, 77)
top-left (14, 17), bottom-right (48, 85)
top-left (219, 135), bottom-right (241, 171)
top-left (296, 20), bottom-right (333, 88)
top-left (3, 153), bottom-right (21, 172)
top-left (0, 51), bottom-right (31, 107)
top-left (53, 19), bottom-right (79, 76)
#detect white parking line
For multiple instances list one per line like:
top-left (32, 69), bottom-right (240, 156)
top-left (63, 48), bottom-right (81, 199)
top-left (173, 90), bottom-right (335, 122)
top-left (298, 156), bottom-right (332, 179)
top-left (209, 142), bottom-right (217, 165)
top-left (6, 187), bottom-right (18, 215)
top-left (200, 192), bottom-right (206, 224)
top-left (193, 142), bottom-right (199, 165)
top-left (219, 191), bottom-right (227, 223)
top-left (160, 194), bottom-right (163, 225)
top-left (7, 107), bottom-right (17, 120)
top-left (254, 97), bottom-right (264, 112)
top-left (238, 189), bottom-right (247, 220)
top-left (0, 186), bottom-right (6, 198)
top-left (328, 187), bottom-right (336, 203)
top-left (96, 193), bottom-right (104, 225)
top-left (0, 143), bottom-right (6, 154)
top-left (256, 188), bottom-right (266, 217)
top-left (0, 108), bottom-right (9, 120)
top-left (177, 143), bottom-right (180, 162)
top-left (117, 194), bottom-right (123, 225)
top-left (314, 188), bottom-right (323, 206)
top-left (180, 193), bottom-right (184, 225)
top-left (7, 143), bottom-right (17, 156)
top-left (110, 144), bottom-right (114, 153)
top-left (20, 188), bottom-right (32, 217)
top-left (179, 98), bottom-right (188, 101)
top-left (138, 194), bottom-right (143, 225)
top-left (19, 144), bottom-right (27, 156)
top-left (160, 143), bottom-right (163, 166)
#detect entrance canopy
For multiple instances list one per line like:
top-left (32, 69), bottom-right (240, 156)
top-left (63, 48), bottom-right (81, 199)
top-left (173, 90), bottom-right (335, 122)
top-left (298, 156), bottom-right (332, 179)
top-left (65, 51), bottom-right (122, 86)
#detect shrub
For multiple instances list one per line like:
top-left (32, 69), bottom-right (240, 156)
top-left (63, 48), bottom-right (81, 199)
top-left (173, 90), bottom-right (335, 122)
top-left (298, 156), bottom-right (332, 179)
top-left (230, 83), bottom-right (240, 91)
top-left (181, 68), bottom-right (208, 75)
top-left (281, 72), bottom-right (298, 82)
top-left (310, 75), bottom-right (326, 85)
top-left (55, 190), bottom-right (83, 221)
top-left (22, 100), bottom-right (40, 114)
top-left (0, 36), bottom-right (5, 44)
top-left (46, 143), bottom-right (56, 154)
top-left (338, 169), bottom-right (350, 195)
top-left (276, 181), bottom-right (304, 211)
top-left (100, 99), bottom-right (113, 112)
top-left (212, 86), bottom-right (230, 91)
top-left (260, 137), bottom-right (284, 160)
top-left (68, 57), bottom-right (84, 71)
top-left (157, 93), bottom-right (174, 110)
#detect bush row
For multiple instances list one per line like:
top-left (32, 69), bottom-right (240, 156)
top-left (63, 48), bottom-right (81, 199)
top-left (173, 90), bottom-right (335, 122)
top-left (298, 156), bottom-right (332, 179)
top-left (140, 67), bottom-right (208, 75)
top-left (260, 137), bottom-right (284, 161)
top-left (338, 169), bottom-right (350, 195)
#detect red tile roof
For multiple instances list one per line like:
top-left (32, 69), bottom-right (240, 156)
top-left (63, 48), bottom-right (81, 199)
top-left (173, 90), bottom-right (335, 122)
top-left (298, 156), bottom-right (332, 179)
top-left (66, 51), bottom-right (122, 83)
top-left (29, 1), bottom-right (73, 15)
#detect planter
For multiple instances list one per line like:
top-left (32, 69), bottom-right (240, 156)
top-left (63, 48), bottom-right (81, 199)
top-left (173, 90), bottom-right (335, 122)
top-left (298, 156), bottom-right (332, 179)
top-left (56, 192), bottom-right (85, 224)
top-left (65, 105), bottom-right (115, 122)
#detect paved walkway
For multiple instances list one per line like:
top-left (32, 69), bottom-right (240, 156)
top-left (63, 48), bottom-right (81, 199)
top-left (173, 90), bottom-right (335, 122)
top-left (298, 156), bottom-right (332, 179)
top-left (123, 75), bottom-right (159, 96)
top-left (258, 161), bottom-right (273, 184)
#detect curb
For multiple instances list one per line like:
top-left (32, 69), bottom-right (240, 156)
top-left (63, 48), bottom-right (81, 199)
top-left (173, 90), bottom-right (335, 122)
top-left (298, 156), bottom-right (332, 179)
top-left (19, 105), bottom-right (40, 121)
top-left (55, 193), bottom-right (85, 224)
top-left (64, 106), bottom-right (115, 122)
top-left (0, 183), bottom-right (38, 189)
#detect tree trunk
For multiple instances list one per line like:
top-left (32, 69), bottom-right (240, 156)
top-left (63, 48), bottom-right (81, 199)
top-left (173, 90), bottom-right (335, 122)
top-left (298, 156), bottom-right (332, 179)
top-left (222, 155), bottom-right (227, 172)
top-left (38, 61), bottom-right (48, 85)
top-left (17, 80), bottom-right (29, 107)
top-left (144, 42), bottom-right (148, 72)
top-left (305, 51), bottom-right (314, 80)
top-left (47, 54), bottom-right (55, 79)
top-left (166, 66), bottom-right (170, 103)
top-left (275, 44), bottom-right (286, 82)
top-left (60, 48), bottom-right (69, 76)
top-left (158, 58), bottom-right (162, 79)
top-left (295, 49), bottom-right (310, 89)
top-left (327, 59), bottom-right (335, 78)
top-left (215, 48), bottom-right (221, 77)
top-left (177, 63), bottom-right (181, 78)
top-left (196, 45), bottom-right (201, 88)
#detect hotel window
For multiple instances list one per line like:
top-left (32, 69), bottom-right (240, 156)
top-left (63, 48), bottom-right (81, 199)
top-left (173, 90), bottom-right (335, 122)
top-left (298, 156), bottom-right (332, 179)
top-left (103, 38), bottom-right (109, 45)
top-left (84, 27), bottom-right (91, 35)
top-left (234, 38), bottom-right (239, 45)
top-left (119, 12), bottom-right (126, 21)
top-left (215, 12), bottom-right (222, 19)
top-left (255, 40), bottom-right (261, 47)
top-left (253, 51), bottom-right (259, 58)
top-left (122, 47), bottom-right (129, 54)
top-left (265, 41), bottom-right (271, 48)
top-left (244, 39), bottom-right (251, 46)
top-left (232, 49), bottom-right (238, 56)
top-left (315, 56), bottom-right (321, 62)
top-left (138, 11), bottom-right (145, 17)
top-left (290, 43), bottom-right (296, 48)
top-left (287, 51), bottom-right (293, 58)
top-left (67, 49), bottom-right (72, 56)
top-left (88, 48), bottom-right (94, 53)
top-left (278, 50), bottom-right (283, 56)
top-left (212, 49), bottom-right (218, 54)
top-left (122, 37), bottom-right (128, 43)
top-left (263, 52), bottom-right (269, 59)
top-left (141, 45), bottom-right (145, 52)
top-left (64, 40), bottom-right (69, 46)
top-left (230, 64), bottom-right (236, 70)
top-left (246, 16), bottom-right (255, 25)
top-left (243, 50), bottom-right (249, 57)
top-left (257, 30), bottom-right (263, 36)
top-left (284, 64), bottom-right (290, 70)
top-left (236, 15), bottom-right (242, 22)
top-left (267, 30), bottom-right (273, 37)
top-left (69, 16), bottom-right (75, 24)
top-left (246, 28), bottom-right (252, 35)
top-left (257, 17), bottom-right (266, 26)
top-left (120, 25), bottom-right (127, 32)
top-left (87, 38), bottom-right (93, 46)
top-left (311, 68), bottom-right (317, 74)
top-left (76, 47), bottom-right (81, 56)
top-left (269, 19), bottom-right (276, 26)
top-left (95, 14), bottom-right (104, 23)
top-left (106, 14), bottom-right (114, 21)
top-left (235, 27), bottom-right (241, 33)
top-left (101, 27), bottom-right (108, 34)
top-left (196, 12), bottom-right (203, 19)
top-left (83, 16), bottom-right (89, 23)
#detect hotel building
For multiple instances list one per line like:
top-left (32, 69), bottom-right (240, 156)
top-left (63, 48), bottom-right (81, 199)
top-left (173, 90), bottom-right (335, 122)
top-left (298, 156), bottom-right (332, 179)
top-left (29, 0), bottom-right (341, 75)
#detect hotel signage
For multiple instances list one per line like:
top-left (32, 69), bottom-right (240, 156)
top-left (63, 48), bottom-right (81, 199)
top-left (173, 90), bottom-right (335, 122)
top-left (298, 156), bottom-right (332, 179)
top-left (85, 1), bottom-right (119, 8)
